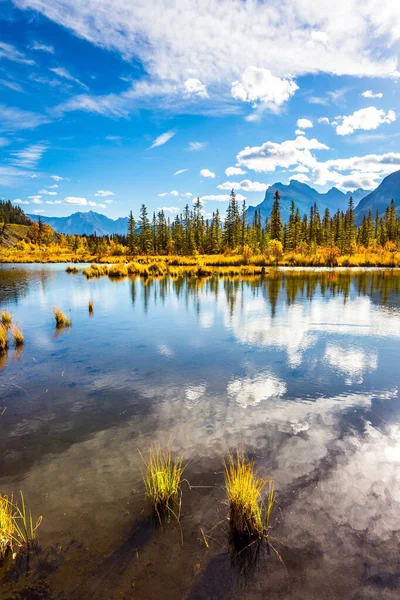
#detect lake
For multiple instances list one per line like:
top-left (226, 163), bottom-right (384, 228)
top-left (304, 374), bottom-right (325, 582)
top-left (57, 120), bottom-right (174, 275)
top-left (1, 265), bottom-right (400, 599)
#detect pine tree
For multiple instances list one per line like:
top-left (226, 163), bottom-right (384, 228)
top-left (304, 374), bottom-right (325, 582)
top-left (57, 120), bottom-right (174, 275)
top-left (270, 190), bottom-right (283, 241)
top-left (127, 210), bottom-right (136, 254)
top-left (138, 204), bottom-right (152, 254)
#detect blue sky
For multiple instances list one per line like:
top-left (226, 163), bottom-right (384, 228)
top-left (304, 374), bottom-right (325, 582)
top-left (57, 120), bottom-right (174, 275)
top-left (1, 0), bottom-right (400, 220)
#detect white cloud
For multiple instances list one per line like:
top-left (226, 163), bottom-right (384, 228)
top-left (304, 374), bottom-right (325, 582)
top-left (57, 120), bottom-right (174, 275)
top-left (362, 90), bottom-right (383, 99)
top-left (295, 129), bottom-right (305, 135)
top-left (95, 190), bottom-right (115, 197)
top-left (0, 105), bottom-right (50, 131)
top-left (188, 141), bottom-right (206, 151)
top-left (200, 168), bottom-right (216, 178)
top-left (31, 198), bottom-right (43, 204)
top-left (64, 196), bottom-right (87, 205)
top-left (183, 78), bottom-right (208, 98)
top-left (50, 175), bottom-right (64, 181)
top-left (174, 169), bottom-right (188, 176)
top-left (39, 189), bottom-right (57, 195)
top-left (31, 42), bottom-right (54, 54)
top-left (297, 118), bottom-right (313, 129)
top-left (225, 166), bottom-right (246, 176)
top-left (314, 152), bottom-right (400, 190)
top-left (150, 130), bottom-right (176, 149)
top-left (157, 190), bottom-right (180, 197)
top-left (236, 135), bottom-right (329, 173)
top-left (218, 179), bottom-right (269, 192)
top-left (12, 198), bottom-right (29, 205)
top-left (231, 66), bottom-right (298, 110)
top-left (33, 209), bottom-right (44, 214)
top-left (336, 106), bottom-right (396, 136)
top-left (0, 79), bottom-right (24, 93)
top-left (201, 193), bottom-right (246, 202)
top-left (0, 138), bottom-right (9, 148)
top-left (0, 41), bottom-right (34, 65)
top-left (290, 173), bottom-right (310, 183)
top-left (28, 195), bottom-right (42, 200)
top-left (50, 66), bottom-right (88, 89)
top-left (10, 143), bottom-right (47, 168)
top-left (158, 206), bottom-right (180, 213)
top-left (45, 200), bottom-right (62, 205)
top-left (318, 117), bottom-right (330, 124)
top-left (47, 184), bottom-right (58, 189)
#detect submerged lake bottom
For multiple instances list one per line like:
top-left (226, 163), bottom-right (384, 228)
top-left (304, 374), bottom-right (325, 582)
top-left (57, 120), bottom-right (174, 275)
top-left (0, 265), bottom-right (400, 599)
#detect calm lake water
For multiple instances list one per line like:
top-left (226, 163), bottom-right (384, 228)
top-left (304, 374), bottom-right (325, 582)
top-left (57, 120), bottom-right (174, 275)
top-left (1, 265), bottom-right (400, 599)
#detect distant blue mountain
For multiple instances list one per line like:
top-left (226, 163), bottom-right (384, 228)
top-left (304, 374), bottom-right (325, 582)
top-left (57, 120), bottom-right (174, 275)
top-left (354, 170), bottom-right (400, 224)
top-left (28, 210), bottom-right (128, 236)
top-left (246, 180), bottom-right (368, 224)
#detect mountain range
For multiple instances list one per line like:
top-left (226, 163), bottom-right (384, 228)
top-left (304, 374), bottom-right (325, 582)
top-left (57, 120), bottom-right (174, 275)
top-left (28, 170), bottom-right (400, 236)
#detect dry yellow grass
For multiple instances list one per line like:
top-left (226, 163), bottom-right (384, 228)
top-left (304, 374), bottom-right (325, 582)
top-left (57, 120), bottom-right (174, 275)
top-left (0, 494), bottom-right (15, 560)
top-left (1, 311), bottom-right (12, 329)
top-left (140, 446), bottom-right (185, 521)
top-left (11, 325), bottom-right (24, 346)
top-left (0, 325), bottom-right (8, 352)
top-left (54, 307), bottom-right (71, 328)
top-left (88, 300), bottom-right (94, 313)
top-left (224, 450), bottom-right (275, 540)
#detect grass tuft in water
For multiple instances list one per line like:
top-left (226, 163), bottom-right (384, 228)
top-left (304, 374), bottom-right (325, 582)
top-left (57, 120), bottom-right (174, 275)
top-left (224, 450), bottom-right (275, 540)
top-left (88, 300), bottom-right (94, 313)
top-left (54, 307), bottom-right (71, 328)
top-left (11, 325), bottom-right (24, 346)
top-left (0, 494), bottom-right (15, 561)
top-left (140, 446), bottom-right (185, 521)
top-left (108, 263), bottom-right (128, 278)
top-left (1, 311), bottom-right (12, 329)
top-left (66, 265), bottom-right (79, 274)
top-left (0, 325), bottom-right (8, 352)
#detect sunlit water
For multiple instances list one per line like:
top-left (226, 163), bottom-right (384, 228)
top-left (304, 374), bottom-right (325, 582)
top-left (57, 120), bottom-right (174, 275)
top-left (0, 265), bottom-right (400, 599)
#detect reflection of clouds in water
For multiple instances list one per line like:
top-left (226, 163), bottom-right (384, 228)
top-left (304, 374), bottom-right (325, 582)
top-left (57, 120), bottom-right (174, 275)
top-left (227, 372), bottom-right (286, 408)
top-left (228, 295), bottom-right (400, 369)
top-left (324, 343), bottom-right (378, 384)
top-left (185, 384), bottom-right (207, 408)
top-left (157, 343), bottom-right (174, 358)
top-left (200, 311), bottom-right (214, 329)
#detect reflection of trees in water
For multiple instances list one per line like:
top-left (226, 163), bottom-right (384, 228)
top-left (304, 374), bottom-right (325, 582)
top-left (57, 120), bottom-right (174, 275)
top-left (130, 270), bottom-right (400, 317)
top-left (0, 267), bottom-right (54, 304)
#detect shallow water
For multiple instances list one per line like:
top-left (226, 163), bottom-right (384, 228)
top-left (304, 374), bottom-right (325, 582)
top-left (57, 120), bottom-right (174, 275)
top-left (0, 265), bottom-right (400, 599)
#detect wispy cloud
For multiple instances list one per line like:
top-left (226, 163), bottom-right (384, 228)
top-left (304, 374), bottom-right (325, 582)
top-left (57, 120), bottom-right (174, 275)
top-left (95, 190), bottom-right (115, 197)
top-left (31, 41), bottom-right (55, 54)
top-left (0, 79), bottom-right (24, 93)
top-left (10, 143), bottom-right (48, 168)
top-left (0, 105), bottom-right (50, 131)
top-left (149, 130), bottom-right (176, 149)
top-left (50, 67), bottom-right (88, 90)
top-left (188, 141), bottom-right (207, 151)
top-left (0, 41), bottom-right (34, 65)
top-left (174, 169), bottom-right (188, 176)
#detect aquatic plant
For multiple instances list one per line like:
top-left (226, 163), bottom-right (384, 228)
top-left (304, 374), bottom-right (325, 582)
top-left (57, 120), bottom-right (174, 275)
top-left (88, 300), bottom-right (94, 313)
top-left (54, 307), bottom-right (71, 328)
top-left (66, 264), bottom-right (79, 274)
top-left (140, 446), bottom-right (185, 521)
top-left (0, 494), bottom-right (15, 561)
top-left (224, 450), bottom-right (275, 540)
top-left (1, 311), bottom-right (12, 329)
top-left (11, 325), bottom-right (24, 346)
top-left (108, 263), bottom-right (128, 278)
top-left (0, 325), bottom-right (8, 352)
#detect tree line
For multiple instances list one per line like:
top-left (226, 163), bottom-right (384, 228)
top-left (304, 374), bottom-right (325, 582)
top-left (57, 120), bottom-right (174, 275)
top-left (123, 190), bottom-right (399, 255)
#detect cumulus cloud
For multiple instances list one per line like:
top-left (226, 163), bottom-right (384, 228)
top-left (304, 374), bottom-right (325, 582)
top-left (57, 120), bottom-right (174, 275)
top-left (12, 198), bottom-right (29, 205)
top-left (295, 129), bottom-right (305, 135)
top-left (318, 117), bottom-right (330, 124)
top-left (201, 193), bottom-right (246, 202)
top-left (64, 196), bottom-right (87, 205)
top-left (225, 166), bottom-right (246, 176)
top-left (39, 189), bottom-right (57, 195)
top-left (200, 168), bottom-right (216, 178)
top-left (297, 118), bottom-right (313, 129)
top-left (183, 78), bottom-right (208, 98)
top-left (158, 190), bottom-right (179, 197)
top-left (336, 106), bottom-right (396, 136)
top-left (50, 175), bottom-right (64, 181)
top-left (362, 90), bottom-right (383, 99)
top-left (236, 135), bottom-right (329, 173)
top-left (95, 189), bottom-right (115, 196)
top-left (218, 179), bottom-right (269, 192)
top-left (188, 141), bottom-right (206, 151)
top-left (157, 206), bottom-right (180, 213)
top-left (231, 66), bottom-right (298, 111)
top-left (290, 173), bottom-right (310, 183)
top-left (150, 130), bottom-right (176, 149)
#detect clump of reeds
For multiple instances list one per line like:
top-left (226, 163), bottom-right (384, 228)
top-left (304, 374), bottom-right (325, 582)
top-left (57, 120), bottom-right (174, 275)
top-left (224, 450), bottom-right (275, 540)
top-left (108, 263), bottom-right (128, 278)
top-left (0, 494), bottom-right (14, 561)
top-left (11, 325), bottom-right (24, 346)
top-left (1, 311), bottom-right (12, 329)
top-left (140, 446), bottom-right (185, 521)
top-left (0, 325), bottom-right (8, 352)
top-left (88, 300), bottom-right (94, 313)
top-left (0, 492), bottom-right (42, 561)
top-left (66, 265), bottom-right (79, 274)
top-left (54, 307), bottom-right (71, 328)
top-left (82, 264), bottom-right (109, 279)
